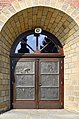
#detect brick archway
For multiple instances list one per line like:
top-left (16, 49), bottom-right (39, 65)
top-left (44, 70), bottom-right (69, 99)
top-left (0, 0), bottom-right (79, 30)
top-left (0, 6), bottom-right (79, 112)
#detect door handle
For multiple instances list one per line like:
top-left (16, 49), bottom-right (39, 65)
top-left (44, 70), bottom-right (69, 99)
top-left (39, 83), bottom-right (42, 86)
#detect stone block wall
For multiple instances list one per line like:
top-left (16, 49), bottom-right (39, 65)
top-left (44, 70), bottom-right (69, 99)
top-left (0, 0), bottom-right (79, 112)
top-left (1, 0), bottom-right (79, 30)
top-left (64, 26), bottom-right (79, 110)
top-left (0, 36), bottom-right (10, 111)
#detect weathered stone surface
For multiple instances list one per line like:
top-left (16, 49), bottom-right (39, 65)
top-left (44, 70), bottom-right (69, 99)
top-left (68, 0), bottom-right (79, 8)
top-left (0, 109), bottom-right (79, 119)
top-left (0, 2), bottom-right (79, 112)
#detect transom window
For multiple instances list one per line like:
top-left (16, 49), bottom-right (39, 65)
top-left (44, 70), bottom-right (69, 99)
top-left (15, 34), bottom-right (59, 54)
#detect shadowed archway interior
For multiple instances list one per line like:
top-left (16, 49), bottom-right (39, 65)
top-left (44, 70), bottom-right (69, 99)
top-left (10, 29), bottom-right (64, 109)
top-left (0, 6), bottom-right (79, 111)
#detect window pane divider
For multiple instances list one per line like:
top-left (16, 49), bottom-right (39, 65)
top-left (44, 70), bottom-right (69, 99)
top-left (22, 39), bottom-right (35, 52)
top-left (16, 86), bottom-right (35, 88)
top-left (40, 73), bottom-right (59, 75)
top-left (40, 86), bottom-right (59, 88)
top-left (16, 99), bottom-right (35, 100)
top-left (40, 41), bottom-right (51, 52)
top-left (16, 73), bottom-right (35, 75)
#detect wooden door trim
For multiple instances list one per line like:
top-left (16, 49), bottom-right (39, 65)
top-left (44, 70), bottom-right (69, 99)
top-left (10, 53), bottom-right (64, 58)
top-left (39, 58), bottom-right (60, 102)
top-left (11, 57), bottom-right (64, 109)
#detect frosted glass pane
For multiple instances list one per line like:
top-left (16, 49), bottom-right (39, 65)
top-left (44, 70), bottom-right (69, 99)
top-left (16, 87), bottom-right (35, 100)
top-left (40, 75), bottom-right (59, 87)
top-left (16, 61), bottom-right (35, 74)
top-left (16, 75), bottom-right (35, 86)
top-left (40, 61), bottom-right (59, 74)
top-left (40, 88), bottom-right (59, 100)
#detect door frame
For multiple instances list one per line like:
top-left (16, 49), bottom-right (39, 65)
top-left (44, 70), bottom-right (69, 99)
top-left (10, 29), bottom-right (64, 109)
top-left (38, 58), bottom-right (64, 109)
top-left (13, 58), bottom-right (36, 109)
top-left (10, 55), bottom-right (64, 109)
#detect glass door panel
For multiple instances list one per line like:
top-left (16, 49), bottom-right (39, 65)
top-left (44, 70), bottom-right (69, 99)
top-left (40, 61), bottom-right (59, 74)
top-left (40, 87), bottom-right (59, 100)
top-left (15, 61), bottom-right (35, 100)
top-left (40, 61), bottom-right (59, 100)
top-left (16, 87), bottom-right (35, 100)
top-left (40, 75), bottom-right (59, 87)
top-left (16, 61), bottom-right (35, 74)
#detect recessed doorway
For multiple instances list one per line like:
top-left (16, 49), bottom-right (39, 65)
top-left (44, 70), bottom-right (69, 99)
top-left (10, 29), bottom-right (64, 109)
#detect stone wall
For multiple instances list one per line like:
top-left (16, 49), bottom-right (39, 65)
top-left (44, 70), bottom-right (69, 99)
top-left (1, 0), bottom-right (79, 30)
top-left (64, 25), bottom-right (79, 110)
top-left (0, 0), bottom-right (79, 111)
top-left (0, 37), bottom-right (10, 111)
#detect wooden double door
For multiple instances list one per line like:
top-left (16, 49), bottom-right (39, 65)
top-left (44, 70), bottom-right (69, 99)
top-left (12, 58), bottom-right (64, 109)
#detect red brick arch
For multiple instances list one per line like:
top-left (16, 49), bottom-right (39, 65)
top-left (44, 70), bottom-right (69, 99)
top-left (0, 0), bottom-right (79, 11)
top-left (0, 0), bottom-right (14, 11)
top-left (68, 0), bottom-right (79, 8)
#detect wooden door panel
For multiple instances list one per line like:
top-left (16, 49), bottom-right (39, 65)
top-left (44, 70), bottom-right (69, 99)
top-left (39, 60), bottom-right (59, 101)
top-left (12, 58), bottom-right (64, 109)
top-left (13, 59), bottom-right (36, 108)
top-left (39, 101), bottom-right (62, 109)
top-left (13, 101), bottom-right (36, 109)
top-left (39, 59), bottom-right (63, 109)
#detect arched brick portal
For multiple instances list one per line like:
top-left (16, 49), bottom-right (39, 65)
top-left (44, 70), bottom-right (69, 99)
top-left (0, 5), bottom-right (79, 111)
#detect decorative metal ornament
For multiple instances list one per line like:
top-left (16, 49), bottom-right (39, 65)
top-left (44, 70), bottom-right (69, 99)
top-left (35, 28), bottom-right (42, 34)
